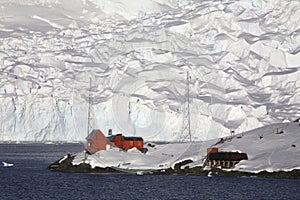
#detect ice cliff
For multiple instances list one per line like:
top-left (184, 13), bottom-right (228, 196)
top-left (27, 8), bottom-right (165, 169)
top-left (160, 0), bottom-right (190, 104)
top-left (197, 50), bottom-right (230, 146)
top-left (0, 0), bottom-right (299, 142)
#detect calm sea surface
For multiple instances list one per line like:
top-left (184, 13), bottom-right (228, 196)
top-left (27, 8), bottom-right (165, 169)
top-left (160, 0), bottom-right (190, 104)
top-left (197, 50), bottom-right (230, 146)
top-left (0, 143), bottom-right (299, 200)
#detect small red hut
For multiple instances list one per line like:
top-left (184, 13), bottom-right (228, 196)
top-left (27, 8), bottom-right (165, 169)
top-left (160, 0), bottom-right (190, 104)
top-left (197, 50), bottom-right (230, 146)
top-left (86, 129), bottom-right (110, 154)
top-left (207, 147), bottom-right (219, 156)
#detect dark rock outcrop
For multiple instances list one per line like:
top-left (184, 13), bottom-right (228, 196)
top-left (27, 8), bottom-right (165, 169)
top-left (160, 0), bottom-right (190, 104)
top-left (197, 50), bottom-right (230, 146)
top-left (49, 154), bottom-right (300, 179)
top-left (49, 154), bottom-right (118, 173)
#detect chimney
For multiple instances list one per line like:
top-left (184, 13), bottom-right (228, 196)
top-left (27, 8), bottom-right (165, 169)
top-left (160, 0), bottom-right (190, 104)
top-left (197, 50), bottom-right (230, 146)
top-left (108, 129), bottom-right (112, 136)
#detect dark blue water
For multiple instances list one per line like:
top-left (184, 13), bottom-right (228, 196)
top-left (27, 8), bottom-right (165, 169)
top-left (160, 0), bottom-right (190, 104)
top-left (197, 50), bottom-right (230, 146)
top-left (0, 143), bottom-right (299, 200)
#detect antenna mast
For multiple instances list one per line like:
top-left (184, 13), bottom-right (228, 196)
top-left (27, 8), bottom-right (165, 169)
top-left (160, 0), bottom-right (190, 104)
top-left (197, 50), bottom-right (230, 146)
top-left (187, 72), bottom-right (191, 142)
top-left (180, 71), bottom-right (192, 142)
top-left (87, 77), bottom-right (93, 136)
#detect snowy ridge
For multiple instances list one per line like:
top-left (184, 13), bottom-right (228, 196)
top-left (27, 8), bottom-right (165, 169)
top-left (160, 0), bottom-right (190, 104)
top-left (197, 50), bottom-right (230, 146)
top-left (218, 122), bottom-right (300, 173)
top-left (0, 0), bottom-right (300, 142)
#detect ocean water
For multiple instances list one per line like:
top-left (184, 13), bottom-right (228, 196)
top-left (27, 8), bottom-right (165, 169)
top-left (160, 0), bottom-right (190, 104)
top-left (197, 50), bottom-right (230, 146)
top-left (0, 143), bottom-right (299, 200)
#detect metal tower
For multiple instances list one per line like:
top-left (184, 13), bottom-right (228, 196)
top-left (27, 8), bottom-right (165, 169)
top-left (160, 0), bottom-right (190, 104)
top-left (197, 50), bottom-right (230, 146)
top-left (180, 71), bottom-right (192, 142)
top-left (86, 77), bottom-right (94, 136)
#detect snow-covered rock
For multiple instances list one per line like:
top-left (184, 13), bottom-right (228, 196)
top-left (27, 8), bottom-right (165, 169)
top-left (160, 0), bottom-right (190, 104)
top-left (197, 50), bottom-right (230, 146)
top-left (71, 122), bottom-right (300, 173)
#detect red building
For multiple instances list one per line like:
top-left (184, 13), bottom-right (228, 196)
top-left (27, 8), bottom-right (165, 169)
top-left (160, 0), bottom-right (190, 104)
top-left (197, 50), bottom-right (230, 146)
top-left (109, 134), bottom-right (144, 150)
top-left (86, 129), bottom-right (111, 154)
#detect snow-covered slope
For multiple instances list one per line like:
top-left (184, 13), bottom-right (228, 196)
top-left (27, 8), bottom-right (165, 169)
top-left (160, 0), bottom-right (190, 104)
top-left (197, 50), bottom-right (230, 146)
top-left (0, 0), bottom-right (300, 142)
top-left (71, 122), bottom-right (300, 173)
top-left (217, 122), bottom-right (300, 172)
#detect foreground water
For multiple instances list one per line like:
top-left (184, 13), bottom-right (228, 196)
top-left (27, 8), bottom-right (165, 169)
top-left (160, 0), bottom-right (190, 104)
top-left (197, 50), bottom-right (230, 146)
top-left (0, 144), bottom-right (299, 200)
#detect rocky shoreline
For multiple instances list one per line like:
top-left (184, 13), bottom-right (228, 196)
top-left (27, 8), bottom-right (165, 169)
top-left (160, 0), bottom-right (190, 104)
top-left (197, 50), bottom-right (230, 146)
top-left (49, 154), bottom-right (300, 179)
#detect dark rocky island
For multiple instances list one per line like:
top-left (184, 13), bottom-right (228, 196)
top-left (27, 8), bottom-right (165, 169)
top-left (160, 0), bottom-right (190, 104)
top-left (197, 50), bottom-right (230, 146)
top-left (49, 154), bottom-right (300, 179)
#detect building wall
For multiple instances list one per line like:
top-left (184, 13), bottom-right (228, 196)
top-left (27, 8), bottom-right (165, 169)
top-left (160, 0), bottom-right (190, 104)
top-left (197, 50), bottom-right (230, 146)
top-left (86, 130), bottom-right (107, 154)
top-left (113, 135), bottom-right (123, 149)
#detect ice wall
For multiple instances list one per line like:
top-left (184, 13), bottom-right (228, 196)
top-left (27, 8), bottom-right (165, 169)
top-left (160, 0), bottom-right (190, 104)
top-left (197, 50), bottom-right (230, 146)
top-left (0, 0), bottom-right (299, 142)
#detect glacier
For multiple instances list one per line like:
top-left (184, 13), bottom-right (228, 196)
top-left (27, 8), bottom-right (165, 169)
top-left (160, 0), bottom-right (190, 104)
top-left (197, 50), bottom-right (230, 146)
top-left (0, 0), bottom-right (300, 142)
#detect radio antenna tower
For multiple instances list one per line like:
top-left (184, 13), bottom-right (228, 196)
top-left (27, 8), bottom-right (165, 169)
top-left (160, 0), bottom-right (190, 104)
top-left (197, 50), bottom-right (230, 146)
top-left (180, 71), bottom-right (192, 142)
top-left (87, 77), bottom-right (94, 136)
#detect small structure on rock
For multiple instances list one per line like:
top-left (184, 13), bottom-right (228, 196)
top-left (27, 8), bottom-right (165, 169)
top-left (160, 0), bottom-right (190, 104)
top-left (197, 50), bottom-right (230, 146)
top-left (206, 148), bottom-right (248, 169)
